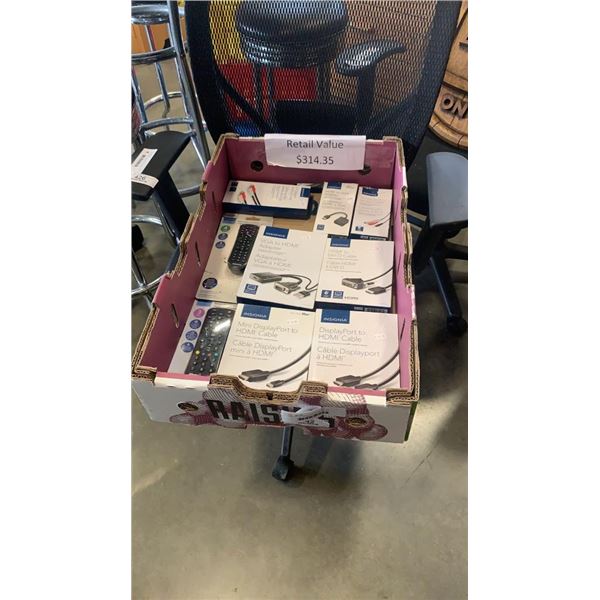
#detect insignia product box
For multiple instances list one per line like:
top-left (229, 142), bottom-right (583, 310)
top-left (313, 181), bottom-right (358, 237)
top-left (350, 186), bottom-right (393, 240)
top-left (316, 237), bottom-right (394, 312)
top-left (308, 309), bottom-right (405, 393)
top-left (222, 180), bottom-right (314, 219)
top-left (237, 226), bottom-right (328, 310)
top-left (196, 213), bottom-right (272, 303)
top-left (168, 300), bottom-right (236, 375)
top-left (218, 304), bottom-right (315, 392)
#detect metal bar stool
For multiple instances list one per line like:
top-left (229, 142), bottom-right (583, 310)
top-left (131, 1), bottom-right (211, 199)
top-left (132, 130), bottom-right (192, 309)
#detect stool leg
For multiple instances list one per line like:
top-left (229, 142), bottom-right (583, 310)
top-left (151, 194), bottom-right (178, 248)
top-left (132, 250), bottom-right (153, 310)
top-left (167, 0), bottom-right (211, 166)
top-left (131, 69), bottom-right (148, 135)
top-left (144, 24), bottom-right (171, 120)
top-left (154, 173), bottom-right (190, 240)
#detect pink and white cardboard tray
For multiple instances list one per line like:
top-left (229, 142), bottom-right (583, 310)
top-left (132, 134), bottom-right (420, 444)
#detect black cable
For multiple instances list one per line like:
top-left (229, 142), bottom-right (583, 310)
top-left (324, 211), bottom-right (348, 218)
top-left (240, 347), bottom-right (312, 382)
top-left (334, 319), bottom-right (406, 387)
top-left (364, 266), bottom-right (393, 283)
top-left (247, 185), bottom-right (261, 206)
top-left (266, 365), bottom-right (309, 389)
top-left (357, 368), bottom-right (400, 390)
top-left (280, 273), bottom-right (318, 291)
top-left (359, 350), bottom-right (400, 380)
top-left (373, 214), bottom-right (390, 224)
top-left (267, 347), bottom-right (311, 376)
top-left (356, 318), bottom-right (406, 379)
top-left (279, 275), bottom-right (304, 286)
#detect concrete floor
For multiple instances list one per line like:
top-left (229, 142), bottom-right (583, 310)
top-left (132, 62), bottom-right (467, 600)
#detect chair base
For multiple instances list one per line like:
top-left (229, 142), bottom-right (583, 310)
top-left (429, 252), bottom-right (467, 336)
top-left (412, 216), bottom-right (467, 336)
top-left (272, 427), bottom-right (295, 481)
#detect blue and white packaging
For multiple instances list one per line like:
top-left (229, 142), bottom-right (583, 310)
top-left (222, 180), bottom-right (313, 218)
top-left (316, 237), bottom-right (394, 312)
top-left (237, 226), bottom-right (327, 310)
top-left (313, 181), bottom-right (358, 237)
top-left (218, 304), bottom-right (315, 392)
top-left (308, 309), bottom-right (401, 392)
top-left (350, 186), bottom-right (393, 240)
top-left (195, 213), bottom-right (272, 303)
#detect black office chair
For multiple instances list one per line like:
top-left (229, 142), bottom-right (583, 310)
top-left (411, 152), bottom-right (468, 335)
top-left (184, 0), bottom-right (460, 168)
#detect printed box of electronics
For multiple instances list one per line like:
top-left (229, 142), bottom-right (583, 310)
top-left (132, 134), bottom-right (419, 444)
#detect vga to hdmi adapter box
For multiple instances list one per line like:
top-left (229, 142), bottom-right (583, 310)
top-left (316, 237), bottom-right (394, 312)
top-left (218, 304), bottom-right (315, 392)
top-left (222, 180), bottom-right (313, 219)
top-left (196, 213), bottom-right (273, 304)
top-left (350, 186), bottom-right (393, 240)
top-left (308, 309), bottom-right (401, 392)
top-left (313, 181), bottom-right (358, 237)
top-left (237, 226), bottom-right (327, 310)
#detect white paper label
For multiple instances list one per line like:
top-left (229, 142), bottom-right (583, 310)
top-left (131, 172), bottom-right (159, 188)
top-left (264, 134), bottom-right (366, 171)
top-left (131, 148), bottom-right (159, 188)
top-left (280, 405), bottom-right (346, 428)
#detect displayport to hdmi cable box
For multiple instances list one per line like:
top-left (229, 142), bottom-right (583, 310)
top-left (308, 309), bottom-right (402, 393)
top-left (350, 186), bottom-right (393, 240)
top-left (313, 181), bottom-right (358, 237)
top-left (237, 226), bottom-right (327, 310)
top-left (218, 303), bottom-right (315, 392)
top-left (316, 237), bottom-right (394, 312)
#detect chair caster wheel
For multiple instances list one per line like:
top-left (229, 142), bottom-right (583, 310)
top-left (447, 316), bottom-right (467, 336)
top-left (272, 456), bottom-right (294, 481)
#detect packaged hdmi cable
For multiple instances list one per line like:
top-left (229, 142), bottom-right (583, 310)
top-left (313, 181), bottom-right (358, 237)
top-left (308, 309), bottom-right (403, 393)
top-left (316, 237), bottom-right (394, 312)
top-left (237, 226), bottom-right (327, 310)
top-left (218, 304), bottom-right (315, 392)
top-left (350, 186), bottom-right (393, 240)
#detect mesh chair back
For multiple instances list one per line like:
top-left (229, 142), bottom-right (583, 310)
top-left (185, 0), bottom-right (460, 167)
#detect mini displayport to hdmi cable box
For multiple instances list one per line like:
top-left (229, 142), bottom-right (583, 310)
top-left (350, 186), bottom-right (393, 240)
top-left (308, 309), bottom-right (402, 393)
top-left (222, 180), bottom-right (313, 219)
top-left (316, 237), bottom-right (394, 312)
top-left (218, 303), bottom-right (315, 392)
top-left (237, 225), bottom-right (328, 310)
top-left (313, 181), bottom-right (358, 237)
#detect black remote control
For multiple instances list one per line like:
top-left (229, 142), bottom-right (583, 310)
top-left (227, 224), bottom-right (259, 274)
top-left (185, 307), bottom-right (235, 375)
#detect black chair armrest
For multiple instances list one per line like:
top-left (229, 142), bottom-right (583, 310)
top-left (335, 40), bottom-right (406, 76)
top-left (132, 131), bottom-right (190, 202)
